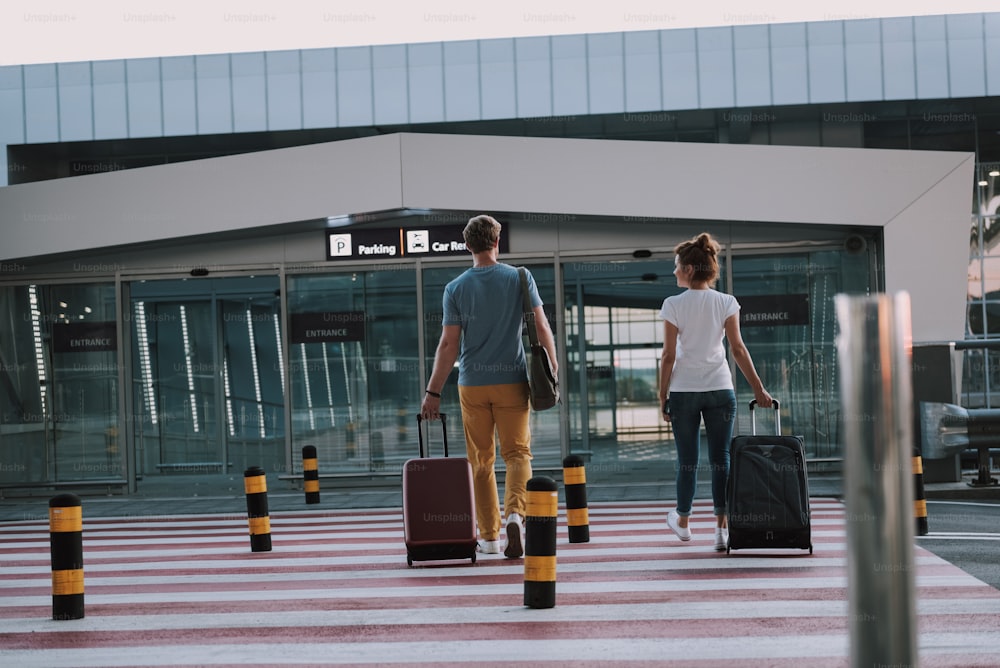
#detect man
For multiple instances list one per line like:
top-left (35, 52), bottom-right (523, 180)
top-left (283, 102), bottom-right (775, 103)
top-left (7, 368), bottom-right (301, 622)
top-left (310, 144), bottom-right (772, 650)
top-left (420, 214), bottom-right (558, 558)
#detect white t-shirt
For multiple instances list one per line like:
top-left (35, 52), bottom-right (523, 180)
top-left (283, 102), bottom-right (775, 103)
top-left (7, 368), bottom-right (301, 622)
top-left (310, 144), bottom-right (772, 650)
top-left (658, 289), bottom-right (741, 392)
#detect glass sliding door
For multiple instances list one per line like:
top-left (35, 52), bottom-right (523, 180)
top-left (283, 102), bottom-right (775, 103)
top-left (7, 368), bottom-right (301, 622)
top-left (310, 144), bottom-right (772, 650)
top-left (128, 276), bottom-right (282, 477)
top-left (730, 249), bottom-right (872, 460)
top-left (219, 297), bottom-right (285, 473)
top-left (562, 259), bottom-right (679, 482)
top-left (0, 282), bottom-right (121, 485)
top-left (287, 268), bottom-right (419, 475)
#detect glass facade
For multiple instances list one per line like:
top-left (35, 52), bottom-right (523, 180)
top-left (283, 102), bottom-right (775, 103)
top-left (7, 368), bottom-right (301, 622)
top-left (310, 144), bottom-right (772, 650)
top-left (4, 13), bottom-right (1000, 186)
top-left (0, 237), bottom-right (879, 493)
top-left (964, 161), bottom-right (1000, 408)
top-left (0, 282), bottom-right (120, 486)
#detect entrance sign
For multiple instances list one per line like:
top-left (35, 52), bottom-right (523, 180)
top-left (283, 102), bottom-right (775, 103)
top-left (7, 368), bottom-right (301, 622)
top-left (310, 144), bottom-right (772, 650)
top-left (290, 312), bottom-right (366, 344)
top-left (52, 322), bottom-right (118, 352)
top-left (325, 225), bottom-right (508, 261)
top-left (737, 294), bottom-right (810, 327)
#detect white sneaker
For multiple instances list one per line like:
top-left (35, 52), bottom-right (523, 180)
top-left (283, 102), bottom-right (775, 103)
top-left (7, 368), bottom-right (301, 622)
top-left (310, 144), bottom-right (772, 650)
top-left (504, 513), bottom-right (524, 558)
top-left (714, 527), bottom-right (729, 552)
top-left (477, 539), bottom-right (500, 555)
top-left (667, 510), bottom-right (691, 541)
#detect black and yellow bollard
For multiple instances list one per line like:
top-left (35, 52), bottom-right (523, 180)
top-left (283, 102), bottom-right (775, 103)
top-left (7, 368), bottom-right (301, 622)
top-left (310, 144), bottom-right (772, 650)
top-left (346, 421), bottom-right (357, 459)
top-left (244, 466), bottom-right (272, 552)
top-left (49, 493), bottom-right (84, 620)
top-left (524, 476), bottom-right (558, 609)
top-left (913, 446), bottom-right (929, 536)
top-left (562, 455), bottom-right (590, 543)
top-left (397, 407), bottom-right (408, 444)
top-left (302, 445), bottom-right (320, 504)
top-left (370, 431), bottom-right (384, 473)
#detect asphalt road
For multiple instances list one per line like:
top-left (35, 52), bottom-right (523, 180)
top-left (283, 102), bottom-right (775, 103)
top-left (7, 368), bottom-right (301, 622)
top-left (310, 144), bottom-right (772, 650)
top-left (917, 499), bottom-right (1000, 591)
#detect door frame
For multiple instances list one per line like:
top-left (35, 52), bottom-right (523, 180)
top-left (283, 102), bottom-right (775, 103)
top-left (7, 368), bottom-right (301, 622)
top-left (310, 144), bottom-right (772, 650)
top-left (119, 267), bottom-right (285, 490)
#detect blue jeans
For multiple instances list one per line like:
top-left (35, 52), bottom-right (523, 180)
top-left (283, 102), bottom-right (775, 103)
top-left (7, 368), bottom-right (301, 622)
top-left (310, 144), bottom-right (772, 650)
top-left (669, 389), bottom-right (737, 517)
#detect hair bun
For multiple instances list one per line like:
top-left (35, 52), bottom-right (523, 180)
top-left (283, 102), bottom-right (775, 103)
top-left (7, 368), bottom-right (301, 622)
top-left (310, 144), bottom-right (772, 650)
top-left (697, 233), bottom-right (717, 255)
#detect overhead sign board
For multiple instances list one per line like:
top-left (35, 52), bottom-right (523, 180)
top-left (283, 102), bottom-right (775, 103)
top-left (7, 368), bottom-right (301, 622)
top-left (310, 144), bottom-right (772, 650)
top-left (326, 225), bottom-right (508, 262)
top-left (737, 294), bottom-right (810, 327)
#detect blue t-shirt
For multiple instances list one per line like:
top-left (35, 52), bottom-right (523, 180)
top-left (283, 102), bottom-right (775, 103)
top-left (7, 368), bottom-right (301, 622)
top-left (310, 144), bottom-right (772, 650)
top-left (442, 263), bottom-right (542, 387)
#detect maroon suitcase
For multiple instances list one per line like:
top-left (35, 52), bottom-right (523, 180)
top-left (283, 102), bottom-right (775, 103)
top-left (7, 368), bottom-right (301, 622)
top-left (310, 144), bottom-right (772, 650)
top-left (402, 414), bottom-right (478, 566)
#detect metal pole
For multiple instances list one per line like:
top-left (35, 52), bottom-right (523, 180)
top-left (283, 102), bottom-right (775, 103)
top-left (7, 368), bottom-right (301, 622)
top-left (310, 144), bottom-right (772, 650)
top-left (835, 293), bottom-right (917, 667)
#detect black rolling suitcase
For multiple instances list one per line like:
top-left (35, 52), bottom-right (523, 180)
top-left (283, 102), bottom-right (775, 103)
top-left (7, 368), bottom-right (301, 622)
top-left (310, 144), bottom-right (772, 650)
top-left (402, 414), bottom-right (478, 566)
top-left (727, 399), bottom-right (812, 555)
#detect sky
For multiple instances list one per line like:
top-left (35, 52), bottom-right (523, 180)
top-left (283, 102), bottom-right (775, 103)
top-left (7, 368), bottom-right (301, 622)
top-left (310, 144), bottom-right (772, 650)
top-left (1, 0), bottom-right (997, 66)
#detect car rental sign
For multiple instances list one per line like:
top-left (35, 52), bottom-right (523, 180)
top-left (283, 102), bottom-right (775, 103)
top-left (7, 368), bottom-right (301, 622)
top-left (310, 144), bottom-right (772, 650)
top-left (326, 225), bottom-right (508, 261)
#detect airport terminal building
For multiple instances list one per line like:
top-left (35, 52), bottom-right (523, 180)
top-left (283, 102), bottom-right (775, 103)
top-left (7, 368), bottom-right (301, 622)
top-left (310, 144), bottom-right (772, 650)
top-left (0, 12), bottom-right (995, 494)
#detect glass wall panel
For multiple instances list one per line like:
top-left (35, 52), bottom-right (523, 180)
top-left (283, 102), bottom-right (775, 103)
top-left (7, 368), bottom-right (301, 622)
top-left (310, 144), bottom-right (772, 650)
top-left (195, 54), bottom-right (233, 134)
top-left (961, 347), bottom-right (999, 409)
top-left (408, 43), bottom-right (444, 123)
top-left (913, 16), bottom-right (949, 99)
top-left (588, 33), bottom-right (625, 114)
top-left (882, 17), bottom-right (917, 100)
top-left (219, 297), bottom-right (285, 472)
top-left (0, 65), bottom-right (26, 152)
top-left (734, 25), bottom-right (772, 107)
top-left (771, 23), bottom-right (808, 105)
top-left (443, 41), bottom-right (480, 121)
top-left (731, 249), bottom-right (872, 460)
top-left (337, 46), bottom-right (374, 126)
top-left (57, 62), bottom-right (93, 142)
top-left (93, 60), bottom-right (128, 140)
top-left (660, 29), bottom-right (699, 109)
top-left (988, 14), bottom-right (1000, 96)
top-left (696, 27), bottom-right (735, 109)
top-left (266, 50), bottom-right (303, 131)
top-left (23, 64), bottom-right (59, 143)
top-left (946, 14), bottom-right (986, 98)
top-left (844, 20), bottom-right (884, 101)
top-left (162, 56), bottom-right (198, 136)
top-left (126, 59), bottom-right (163, 138)
top-left (515, 37), bottom-right (551, 118)
top-left (0, 282), bottom-right (120, 485)
top-left (232, 52), bottom-right (267, 133)
top-left (552, 35), bottom-right (588, 115)
top-left (302, 48), bottom-right (338, 128)
top-left (479, 39), bottom-right (516, 120)
top-left (624, 31), bottom-right (661, 112)
top-left (372, 45), bottom-right (408, 125)
top-left (422, 262), bottom-right (561, 471)
top-left (288, 268), bottom-right (419, 476)
top-left (807, 22), bottom-right (846, 103)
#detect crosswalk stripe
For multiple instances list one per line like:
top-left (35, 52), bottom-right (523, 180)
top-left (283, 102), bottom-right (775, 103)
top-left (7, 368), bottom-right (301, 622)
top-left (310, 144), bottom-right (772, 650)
top-left (1, 498), bottom-right (996, 666)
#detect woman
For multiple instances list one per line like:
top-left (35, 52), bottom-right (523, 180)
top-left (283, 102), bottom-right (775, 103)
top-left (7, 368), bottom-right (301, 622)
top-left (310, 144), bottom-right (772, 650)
top-left (658, 232), bottom-right (773, 551)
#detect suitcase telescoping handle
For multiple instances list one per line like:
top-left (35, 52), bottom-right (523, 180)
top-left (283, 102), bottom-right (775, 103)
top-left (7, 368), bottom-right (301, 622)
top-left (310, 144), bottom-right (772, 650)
top-left (416, 413), bottom-right (448, 458)
top-left (749, 398), bottom-right (781, 435)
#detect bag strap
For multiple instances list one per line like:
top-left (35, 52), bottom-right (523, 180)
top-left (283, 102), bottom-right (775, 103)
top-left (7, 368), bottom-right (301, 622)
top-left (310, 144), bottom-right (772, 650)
top-left (517, 267), bottom-right (540, 348)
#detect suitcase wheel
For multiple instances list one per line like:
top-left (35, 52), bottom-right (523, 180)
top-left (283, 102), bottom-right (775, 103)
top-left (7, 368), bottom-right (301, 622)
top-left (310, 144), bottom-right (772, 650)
top-left (470, 552), bottom-right (477, 564)
top-left (406, 554), bottom-right (413, 567)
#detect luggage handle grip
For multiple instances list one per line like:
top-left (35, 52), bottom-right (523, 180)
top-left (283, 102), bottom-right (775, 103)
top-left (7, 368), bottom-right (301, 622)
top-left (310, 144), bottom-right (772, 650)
top-left (416, 413), bottom-right (448, 458)
top-left (749, 399), bottom-right (780, 435)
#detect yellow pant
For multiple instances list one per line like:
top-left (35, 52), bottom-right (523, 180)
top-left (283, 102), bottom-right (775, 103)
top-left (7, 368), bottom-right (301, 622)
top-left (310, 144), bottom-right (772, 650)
top-left (458, 382), bottom-right (533, 541)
